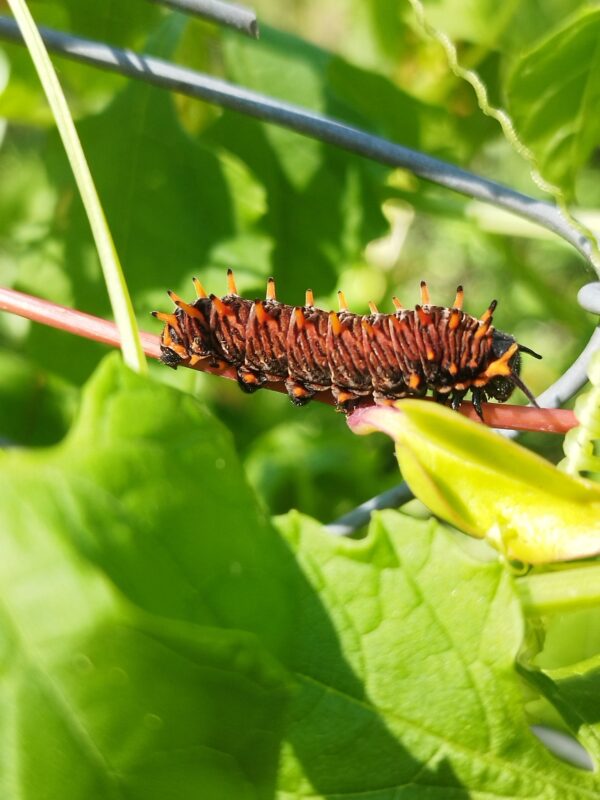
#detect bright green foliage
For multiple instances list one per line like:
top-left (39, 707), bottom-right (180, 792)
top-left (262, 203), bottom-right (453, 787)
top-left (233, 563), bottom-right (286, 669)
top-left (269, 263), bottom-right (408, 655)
top-left (349, 401), bottom-right (600, 564)
top-left (0, 2), bottom-right (599, 793)
top-left (506, 8), bottom-right (600, 198)
top-left (277, 511), bottom-right (599, 798)
top-left (244, 414), bottom-right (398, 519)
top-left (0, 355), bottom-right (293, 798)
top-left (0, 0), bottom-right (591, 503)
top-left (8, 0), bottom-right (146, 373)
top-left (0, 350), bottom-right (77, 445)
top-left (562, 348), bottom-right (600, 476)
top-left (0, 355), bottom-right (598, 798)
top-left (523, 655), bottom-right (600, 768)
top-left (418, 0), bottom-right (584, 52)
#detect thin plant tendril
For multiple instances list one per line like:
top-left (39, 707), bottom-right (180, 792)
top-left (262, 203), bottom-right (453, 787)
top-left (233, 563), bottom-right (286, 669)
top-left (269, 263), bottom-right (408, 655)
top-left (407, 0), bottom-right (600, 273)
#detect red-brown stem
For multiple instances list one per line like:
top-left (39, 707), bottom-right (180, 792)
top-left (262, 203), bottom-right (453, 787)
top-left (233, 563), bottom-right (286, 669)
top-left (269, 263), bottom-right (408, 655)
top-left (0, 286), bottom-right (576, 434)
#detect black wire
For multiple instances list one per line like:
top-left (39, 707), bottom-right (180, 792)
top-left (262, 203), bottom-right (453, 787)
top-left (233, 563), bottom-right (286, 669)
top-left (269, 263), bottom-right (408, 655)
top-left (146, 0), bottom-right (258, 38)
top-left (0, 16), bottom-right (594, 266)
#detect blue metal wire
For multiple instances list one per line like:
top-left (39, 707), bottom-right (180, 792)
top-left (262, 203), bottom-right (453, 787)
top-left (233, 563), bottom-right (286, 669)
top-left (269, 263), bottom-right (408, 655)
top-left (0, 17), bottom-right (594, 266)
top-left (147, 0), bottom-right (258, 38)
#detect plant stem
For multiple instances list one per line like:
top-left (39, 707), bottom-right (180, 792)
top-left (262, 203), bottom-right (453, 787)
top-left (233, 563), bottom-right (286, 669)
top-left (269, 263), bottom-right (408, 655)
top-left (518, 564), bottom-right (600, 615)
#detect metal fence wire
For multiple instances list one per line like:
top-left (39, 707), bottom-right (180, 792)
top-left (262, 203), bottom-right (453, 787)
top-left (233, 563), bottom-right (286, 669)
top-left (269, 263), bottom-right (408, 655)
top-left (1, 1), bottom-right (599, 537)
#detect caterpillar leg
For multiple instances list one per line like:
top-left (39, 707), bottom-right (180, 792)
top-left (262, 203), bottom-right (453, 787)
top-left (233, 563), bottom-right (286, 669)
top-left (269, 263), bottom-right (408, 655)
top-left (451, 388), bottom-right (467, 411)
top-left (331, 385), bottom-right (362, 413)
top-left (285, 379), bottom-right (316, 407)
top-left (432, 388), bottom-right (452, 405)
top-left (237, 367), bottom-right (266, 394)
top-left (208, 357), bottom-right (229, 371)
top-left (471, 388), bottom-right (487, 421)
top-left (373, 392), bottom-right (400, 407)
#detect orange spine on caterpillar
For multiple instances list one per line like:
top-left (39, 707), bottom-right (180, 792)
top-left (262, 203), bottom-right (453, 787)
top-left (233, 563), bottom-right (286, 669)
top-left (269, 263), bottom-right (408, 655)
top-left (152, 272), bottom-right (541, 417)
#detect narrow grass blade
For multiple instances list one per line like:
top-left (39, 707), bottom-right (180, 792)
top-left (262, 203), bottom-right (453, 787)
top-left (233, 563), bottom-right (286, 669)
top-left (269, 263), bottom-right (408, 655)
top-left (5, 0), bottom-right (146, 374)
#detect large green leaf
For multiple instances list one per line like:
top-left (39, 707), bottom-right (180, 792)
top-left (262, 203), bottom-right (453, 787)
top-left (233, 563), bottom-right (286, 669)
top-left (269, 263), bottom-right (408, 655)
top-left (0, 349), bottom-right (77, 445)
top-left (277, 510), bottom-right (599, 797)
top-left (0, 455), bottom-right (290, 797)
top-left (50, 355), bottom-right (295, 652)
top-left (506, 8), bottom-right (600, 197)
top-left (1, 354), bottom-right (598, 797)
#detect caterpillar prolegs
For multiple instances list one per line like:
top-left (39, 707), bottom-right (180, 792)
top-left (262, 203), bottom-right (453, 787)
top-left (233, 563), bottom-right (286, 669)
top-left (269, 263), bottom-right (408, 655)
top-left (153, 271), bottom-right (541, 417)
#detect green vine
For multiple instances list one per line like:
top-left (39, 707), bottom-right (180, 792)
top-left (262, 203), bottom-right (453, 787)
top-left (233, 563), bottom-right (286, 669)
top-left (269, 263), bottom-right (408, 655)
top-left (518, 562), bottom-right (600, 615)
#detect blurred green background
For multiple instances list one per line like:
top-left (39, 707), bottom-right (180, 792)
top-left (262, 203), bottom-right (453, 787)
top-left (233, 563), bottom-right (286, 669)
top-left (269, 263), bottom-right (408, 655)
top-left (0, 0), bottom-right (597, 523)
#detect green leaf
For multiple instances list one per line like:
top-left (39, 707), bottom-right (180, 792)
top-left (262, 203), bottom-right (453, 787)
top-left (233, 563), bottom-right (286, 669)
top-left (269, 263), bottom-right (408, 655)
top-left (50, 355), bottom-right (296, 654)
top-left (0, 471), bottom-right (290, 797)
top-left (348, 400), bottom-right (600, 564)
top-left (0, 349), bottom-right (77, 445)
top-left (522, 656), bottom-right (600, 766)
top-left (2, 354), bottom-right (599, 796)
top-left (506, 8), bottom-right (600, 197)
top-left (44, 81), bottom-right (263, 321)
top-left (0, 356), bottom-right (292, 797)
top-left (276, 510), bottom-right (600, 796)
top-left (419, 0), bottom-right (583, 53)
top-left (223, 27), bottom-right (327, 191)
top-left (327, 56), bottom-right (421, 147)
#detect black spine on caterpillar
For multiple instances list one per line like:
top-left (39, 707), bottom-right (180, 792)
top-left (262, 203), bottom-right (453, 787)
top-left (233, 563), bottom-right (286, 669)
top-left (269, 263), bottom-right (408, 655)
top-left (152, 272), bottom-right (541, 417)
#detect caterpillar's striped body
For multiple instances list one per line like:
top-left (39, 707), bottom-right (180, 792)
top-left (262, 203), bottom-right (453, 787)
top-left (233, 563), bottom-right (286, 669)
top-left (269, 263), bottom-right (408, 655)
top-left (153, 272), bottom-right (540, 417)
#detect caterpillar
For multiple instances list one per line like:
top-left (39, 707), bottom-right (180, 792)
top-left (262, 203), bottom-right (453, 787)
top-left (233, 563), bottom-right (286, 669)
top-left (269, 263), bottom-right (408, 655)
top-left (153, 271), bottom-right (541, 418)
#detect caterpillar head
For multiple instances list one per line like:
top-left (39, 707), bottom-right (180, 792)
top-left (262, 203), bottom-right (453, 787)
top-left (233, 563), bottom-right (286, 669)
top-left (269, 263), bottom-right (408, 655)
top-left (487, 330), bottom-right (540, 405)
top-left (154, 296), bottom-right (213, 369)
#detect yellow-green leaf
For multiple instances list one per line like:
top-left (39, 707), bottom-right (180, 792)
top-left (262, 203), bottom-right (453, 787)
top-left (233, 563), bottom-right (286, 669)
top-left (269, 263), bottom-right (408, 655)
top-left (348, 401), bottom-right (600, 564)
